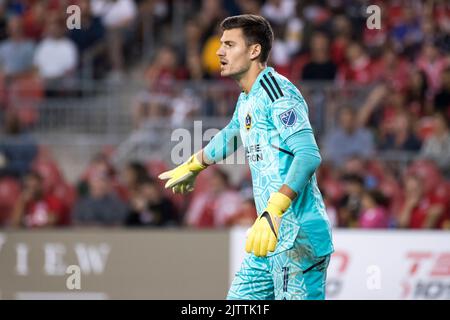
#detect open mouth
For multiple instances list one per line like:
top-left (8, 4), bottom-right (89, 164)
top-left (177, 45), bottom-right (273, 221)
top-left (220, 61), bottom-right (228, 66)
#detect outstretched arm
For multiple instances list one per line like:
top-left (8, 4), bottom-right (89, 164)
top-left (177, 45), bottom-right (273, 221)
top-left (159, 107), bottom-right (241, 193)
top-left (202, 110), bottom-right (242, 164)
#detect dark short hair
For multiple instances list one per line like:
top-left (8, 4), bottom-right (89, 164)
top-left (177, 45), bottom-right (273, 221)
top-left (341, 173), bottom-right (364, 186)
top-left (364, 189), bottom-right (389, 207)
top-left (220, 14), bottom-right (274, 63)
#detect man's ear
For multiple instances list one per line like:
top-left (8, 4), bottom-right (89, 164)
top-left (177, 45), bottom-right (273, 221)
top-left (249, 44), bottom-right (262, 61)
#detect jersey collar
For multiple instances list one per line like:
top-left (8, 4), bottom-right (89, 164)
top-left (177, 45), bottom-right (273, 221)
top-left (243, 66), bottom-right (274, 98)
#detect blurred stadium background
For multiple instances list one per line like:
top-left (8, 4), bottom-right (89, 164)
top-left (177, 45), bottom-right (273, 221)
top-left (0, 0), bottom-right (449, 299)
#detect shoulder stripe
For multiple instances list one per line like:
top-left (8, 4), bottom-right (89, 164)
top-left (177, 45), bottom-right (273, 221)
top-left (268, 72), bottom-right (284, 97)
top-left (259, 79), bottom-right (275, 102)
top-left (263, 74), bottom-right (279, 100)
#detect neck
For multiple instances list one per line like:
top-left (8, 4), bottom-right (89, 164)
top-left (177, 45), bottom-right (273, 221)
top-left (237, 62), bottom-right (266, 94)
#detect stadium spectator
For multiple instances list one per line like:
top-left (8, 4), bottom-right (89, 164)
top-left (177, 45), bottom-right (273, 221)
top-left (195, 0), bottom-right (227, 47)
top-left (0, 112), bottom-right (38, 178)
top-left (235, 0), bottom-right (261, 15)
top-left (389, 6), bottom-right (423, 55)
top-left (261, 0), bottom-right (296, 26)
top-left (359, 189), bottom-right (389, 229)
top-left (201, 27), bottom-right (222, 78)
top-left (355, 84), bottom-right (389, 128)
top-left (72, 162), bottom-right (127, 226)
top-left (185, 168), bottom-right (242, 228)
top-left (112, 99), bottom-right (169, 167)
top-left (143, 45), bottom-right (188, 94)
top-left (10, 171), bottom-right (67, 228)
top-left (404, 68), bottom-right (430, 117)
top-left (91, 0), bottom-right (138, 82)
top-left (330, 15), bottom-right (352, 67)
top-left (0, 2), bottom-right (7, 42)
top-left (224, 197), bottom-right (257, 227)
top-left (33, 14), bottom-right (78, 95)
top-left (120, 161), bottom-right (149, 201)
top-left (322, 107), bottom-right (375, 167)
top-left (434, 66), bottom-right (450, 120)
top-left (416, 41), bottom-right (449, 96)
top-left (374, 47), bottom-right (411, 92)
top-left (125, 176), bottom-right (178, 227)
top-left (141, 49), bottom-right (189, 129)
top-left (340, 156), bottom-right (371, 186)
top-left (397, 174), bottom-right (447, 229)
top-left (0, 15), bottom-right (35, 80)
top-left (420, 112), bottom-right (450, 177)
top-left (184, 19), bottom-right (206, 80)
top-left (21, 0), bottom-right (46, 41)
top-left (378, 111), bottom-right (422, 152)
top-left (67, 0), bottom-right (106, 78)
top-left (224, 184), bottom-right (257, 227)
top-left (302, 32), bottom-right (337, 81)
top-left (337, 174), bottom-right (365, 228)
top-left (77, 153), bottom-right (115, 198)
top-left (337, 42), bottom-right (376, 85)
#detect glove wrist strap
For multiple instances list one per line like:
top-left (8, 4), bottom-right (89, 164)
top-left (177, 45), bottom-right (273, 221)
top-left (188, 152), bottom-right (207, 172)
top-left (268, 192), bottom-right (292, 217)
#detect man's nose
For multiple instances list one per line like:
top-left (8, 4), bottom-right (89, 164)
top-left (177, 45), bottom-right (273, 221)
top-left (216, 46), bottom-right (224, 57)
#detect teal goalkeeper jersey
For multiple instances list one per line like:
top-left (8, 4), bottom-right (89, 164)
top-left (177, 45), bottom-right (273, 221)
top-left (206, 67), bottom-right (333, 258)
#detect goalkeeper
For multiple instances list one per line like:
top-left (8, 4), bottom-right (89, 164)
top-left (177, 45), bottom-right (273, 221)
top-left (159, 14), bottom-right (334, 300)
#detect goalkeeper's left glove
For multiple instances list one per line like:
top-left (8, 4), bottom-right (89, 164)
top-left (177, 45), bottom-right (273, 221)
top-left (245, 192), bottom-right (292, 257)
top-left (158, 152), bottom-right (207, 194)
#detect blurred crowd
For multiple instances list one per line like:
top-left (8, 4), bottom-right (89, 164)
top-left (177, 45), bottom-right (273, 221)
top-left (0, 0), bottom-right (449, 229)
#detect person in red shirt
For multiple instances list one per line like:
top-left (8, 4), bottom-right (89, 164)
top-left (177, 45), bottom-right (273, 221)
top-left (397, 174), bottom-right (447, 229)
top-left (337, 42), bottom-right (376, 85)
top-left (373, 47), bottom-right (411, 92)
top-left (416, 42), bottom-right (450, 96)
top-left (185, 168), bottom-right (242, 228)
top-left (11, 171), bottom-right (66, 228)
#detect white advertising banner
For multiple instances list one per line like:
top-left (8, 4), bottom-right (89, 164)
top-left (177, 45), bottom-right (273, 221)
top-left (229, 228), bottom-right (450, 300)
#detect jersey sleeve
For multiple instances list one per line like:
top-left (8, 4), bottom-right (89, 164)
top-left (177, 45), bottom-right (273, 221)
top-left (203, 105), bottom-right (242, 163)
top-left (270, 93), bottom-right (312, 142)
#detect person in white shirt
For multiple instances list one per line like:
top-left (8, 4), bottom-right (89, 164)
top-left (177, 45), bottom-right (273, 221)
top-left (90, 0), bottom-right (138, 82)
top-left (33, 15), bottom-right (78, 94)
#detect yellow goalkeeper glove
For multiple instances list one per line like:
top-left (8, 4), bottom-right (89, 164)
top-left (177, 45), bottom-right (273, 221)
top-left (158, 153), bottom-right (207, 194)
top-left (245, 192), bottom-right (291, 257)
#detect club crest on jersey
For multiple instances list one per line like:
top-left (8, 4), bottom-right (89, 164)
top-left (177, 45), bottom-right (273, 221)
top-left (245, 113), bottom-right (252, 130)
top-left (279, 108), bottom-right (297, 127)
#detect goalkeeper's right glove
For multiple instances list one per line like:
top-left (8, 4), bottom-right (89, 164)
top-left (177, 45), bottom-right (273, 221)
top-left (158, 152), bottom-right (207, 194)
